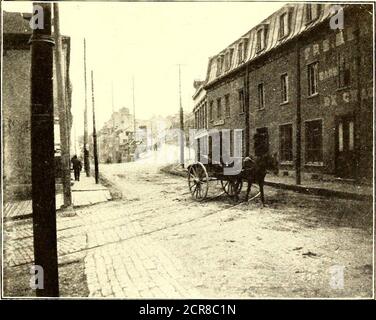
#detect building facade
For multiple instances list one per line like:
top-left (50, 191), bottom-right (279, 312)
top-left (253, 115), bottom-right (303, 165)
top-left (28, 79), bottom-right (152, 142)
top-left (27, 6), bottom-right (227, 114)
top-left (196, 3), bottom-right (373, 182)
top-left (3, 11), bottom-right (72, 199)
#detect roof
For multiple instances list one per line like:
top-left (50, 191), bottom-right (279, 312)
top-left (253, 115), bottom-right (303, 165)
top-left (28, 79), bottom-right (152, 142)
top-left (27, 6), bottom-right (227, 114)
top-left (3, 11), bottom-right (71, 50)
top-left (205, 3), bottom-right (347, 86)
top-left (3, 11), bottom-right (33, 34)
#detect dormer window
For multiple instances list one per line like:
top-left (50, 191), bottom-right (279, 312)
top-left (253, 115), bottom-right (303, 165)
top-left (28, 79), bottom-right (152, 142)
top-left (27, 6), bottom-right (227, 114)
top-left (229, 48), bottom-right (234, 68)
top-left (224, 50), bottom-right (232, 71)
top-left (256, 26), bottom-right (267, 52)
top-left (306, 4), bottom-right (320, 23)
top-left (237, 38), bottom-right (248, 65)
top-left (243, 38), bottom-right (248, 61)
top-left (216, 56), bottom-right (223, 76)
top-left (278, 11), bottom-right (289, 39)
top-left (237, 42), bottom-right (243, 65)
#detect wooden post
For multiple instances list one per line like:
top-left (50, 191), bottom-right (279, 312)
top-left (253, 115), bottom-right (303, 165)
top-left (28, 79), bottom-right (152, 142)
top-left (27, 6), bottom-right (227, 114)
top-left (132, 76), bottom-right (136, 160)
top-left (83, 39), bottom-right (90, 176)
top-left (91, 70), bottom-right (99, 184)
top-left (295, 41), bottom-right (302, 185)
top-left (178, 64), bottom-right (184, 168)
top-left (30, 2), bottom-right (59, 297)
top-left (53, 3), bottom-right (72, 208)
top-left (244, 63), bottom-right (250, 156)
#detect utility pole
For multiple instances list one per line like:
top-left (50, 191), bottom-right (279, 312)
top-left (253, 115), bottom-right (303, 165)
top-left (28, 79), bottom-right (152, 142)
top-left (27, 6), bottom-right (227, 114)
top-left (295, 41), bottom-right (302, 185)
top-left (244, 63), bottom-right (250, 156)
top-left (132, 76), bottom-right (136, 136)
top-left (111, 81), bottom-right (116, 162)
top-left (83, 39), bottom-right (90, 176)
top-left (73, 122), bottom-right (78, 155)
top-left (30, 2), bottom-right (59, 297)
top-left (53, 3), bottom-right (72, 208)
top-left (91, 70), bottom-right (99, 184)
top-left (178, 64), bottom-right (184, 168)
top-left (132, 76), bottom-right (137, 160)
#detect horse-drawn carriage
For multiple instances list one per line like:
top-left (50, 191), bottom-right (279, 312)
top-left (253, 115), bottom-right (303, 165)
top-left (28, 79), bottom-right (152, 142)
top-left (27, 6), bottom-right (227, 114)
top-left (187, 130), bottom-right (278, 205)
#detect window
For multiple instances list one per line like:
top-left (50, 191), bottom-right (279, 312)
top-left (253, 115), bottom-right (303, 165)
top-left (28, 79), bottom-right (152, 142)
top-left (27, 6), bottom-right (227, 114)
top-left (279, 12), bottom-right (289, 39)
top-left (243, 39), bottom-right (248, 61)
top-left (257, 83), bottom-right (265, 109)
top-left (229, 48), bottom-right (234, 68)
top-left (306, 3), bottom-right (312, 22)
top-left (241, 130), bottom-right (245, 157)
top-left (237, 42), bottom-right (243, 65)
top-left (204, 102), bottom-right (207, 129)
top-left (306, 4), bottom-right (320, 23)
top-left (308, 62), bottom-right (318, 96)
top-left (216, 56), bottom-right (223, 76)
top-left (281, 74), bottom-right (289, 103)
top-left (224, 52), bottom-right (230, 71)
top-left (225, 94), bottom-right (230, 118)
top-left (279, 124), bottom-right (293, 162)
top-left (338, 53), bottom-right (350, 88)
top-left (256, 28), bottom-right (266, 52)
top-left (238, 89), bottom-right (245, 113)
top-left (209, 101), bottom-right (213, 121)
top-left (199, 107), bottom-right (203, 129)
top-left (217, 98), bottom-right (222, 119)
top-left (305, 120), bottom-right (323, 163)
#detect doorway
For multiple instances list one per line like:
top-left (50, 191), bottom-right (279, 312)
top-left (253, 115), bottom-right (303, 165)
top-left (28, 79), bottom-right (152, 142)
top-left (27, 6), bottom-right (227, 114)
top-left (254, 127), bottom-right (269, 156)
top-left (335, 114), bottom-right (355, 178)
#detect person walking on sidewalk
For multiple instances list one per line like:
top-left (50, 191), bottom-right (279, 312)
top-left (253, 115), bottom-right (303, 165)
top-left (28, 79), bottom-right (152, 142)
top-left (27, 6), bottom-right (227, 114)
top-left (71, 155), bottom-right (82, 181)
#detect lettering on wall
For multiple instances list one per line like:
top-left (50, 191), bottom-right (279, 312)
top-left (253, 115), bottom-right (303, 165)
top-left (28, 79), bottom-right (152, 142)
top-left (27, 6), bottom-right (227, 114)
top-left (304, 28), bottom-right (355, 61)
top-left (323, 86), bottom-right (373, 107)
top-left (319, 67), bottom-right (339, 82)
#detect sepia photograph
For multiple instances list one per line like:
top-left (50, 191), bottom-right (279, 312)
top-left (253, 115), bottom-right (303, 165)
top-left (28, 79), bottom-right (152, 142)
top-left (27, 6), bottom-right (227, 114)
top-left (1, 0), bottom-right (374, 303)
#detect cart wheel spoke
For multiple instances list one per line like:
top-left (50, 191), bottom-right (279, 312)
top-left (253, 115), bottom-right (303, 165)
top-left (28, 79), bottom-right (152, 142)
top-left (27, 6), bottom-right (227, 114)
top-left (187, 162), bottom-right (208, 201)
top-left (221, 178), bottom-right (242, 196)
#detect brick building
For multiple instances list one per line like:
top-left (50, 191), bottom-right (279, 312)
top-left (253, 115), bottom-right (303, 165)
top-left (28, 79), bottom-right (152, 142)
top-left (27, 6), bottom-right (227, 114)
top-left (194, 3), bottom-right (373, 182)
top-left (3, 11), bottom-right (72, 199)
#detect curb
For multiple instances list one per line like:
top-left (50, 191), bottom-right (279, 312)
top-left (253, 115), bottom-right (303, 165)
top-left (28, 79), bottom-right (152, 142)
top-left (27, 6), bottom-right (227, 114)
top-left (264, 181), bottom-right (372, 202)
top-left (161, 165), bottom-right (372, 202)
top-left (160, 165), bottom-right (187, 178)
top-left (98, 173), bottom-right (123, 200)
top-left (5, 176), bottom-right (117, 222)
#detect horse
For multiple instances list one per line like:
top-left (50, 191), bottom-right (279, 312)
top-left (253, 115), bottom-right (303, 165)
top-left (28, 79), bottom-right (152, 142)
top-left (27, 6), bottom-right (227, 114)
top-left (233, 153), bottom-right (279, 206)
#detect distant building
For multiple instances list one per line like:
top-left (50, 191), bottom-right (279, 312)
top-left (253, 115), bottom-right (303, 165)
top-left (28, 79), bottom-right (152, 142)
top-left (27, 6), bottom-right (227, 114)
top-left (97, 107), bottom-right (135, 163)
top-left (3, 11), bottom-right (72, 200)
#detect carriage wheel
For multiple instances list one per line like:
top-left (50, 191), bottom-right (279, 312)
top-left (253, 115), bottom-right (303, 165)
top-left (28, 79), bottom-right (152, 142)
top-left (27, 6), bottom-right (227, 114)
top-left (188, 162), bottom-right (209, 201)
top-left (220, 179), bottom-right (243, 196)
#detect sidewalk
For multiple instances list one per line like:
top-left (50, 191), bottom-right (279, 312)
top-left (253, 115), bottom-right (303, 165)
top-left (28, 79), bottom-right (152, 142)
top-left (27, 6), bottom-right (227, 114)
top-left (162, 163), bottom-right (373, 201)
top-left (3, 175), bottom-right (112, 221)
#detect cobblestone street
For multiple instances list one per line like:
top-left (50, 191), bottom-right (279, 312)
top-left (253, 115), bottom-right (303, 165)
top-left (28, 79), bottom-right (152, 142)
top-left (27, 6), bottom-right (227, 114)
top-left (4, 150), bottom-right (373, 298)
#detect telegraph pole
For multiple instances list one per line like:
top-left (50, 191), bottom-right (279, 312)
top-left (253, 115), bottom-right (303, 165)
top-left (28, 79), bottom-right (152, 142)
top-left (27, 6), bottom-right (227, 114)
top-left (30, 2), bottom-right (59, 296)
top-left (111, 81), bottom-right (116, 162)
top-left (83, 39), bottom-right (90, 176)
top-left (295, 41), bottom-right (302, 185)
top-left (132, 76), bottom-right (137, 160)
top-left (178, 64), bottom-right (184, 168)
top-left (132, 76), bottom-right (136, 136)
top-left (91, 70), bottom-right (99, 184)
top-left (53, 3), bottom-right (72, 208)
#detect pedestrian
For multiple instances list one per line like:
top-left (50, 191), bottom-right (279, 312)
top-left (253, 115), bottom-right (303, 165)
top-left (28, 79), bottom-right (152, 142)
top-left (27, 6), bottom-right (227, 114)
top-left (71, 155), bottom-right (82, 181)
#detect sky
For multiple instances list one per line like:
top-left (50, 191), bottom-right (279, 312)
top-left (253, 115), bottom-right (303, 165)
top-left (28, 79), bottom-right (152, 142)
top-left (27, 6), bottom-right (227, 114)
top-left (3, 1), bottom-right (286, 133)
